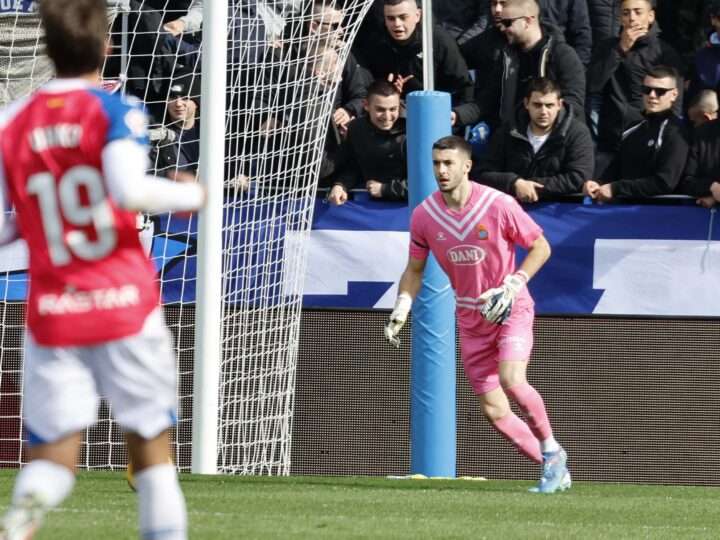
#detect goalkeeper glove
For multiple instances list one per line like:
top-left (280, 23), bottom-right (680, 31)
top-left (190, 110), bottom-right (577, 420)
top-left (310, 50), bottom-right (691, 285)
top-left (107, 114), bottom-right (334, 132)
top-left (479, 271), bottom-right (528, 325)
top-left (384, 292), bottom-right (412, 348)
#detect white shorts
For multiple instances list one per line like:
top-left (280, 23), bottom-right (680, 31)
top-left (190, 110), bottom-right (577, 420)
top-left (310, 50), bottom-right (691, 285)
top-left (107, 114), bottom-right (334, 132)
top-left (22, 308), bottom-right (177, 445)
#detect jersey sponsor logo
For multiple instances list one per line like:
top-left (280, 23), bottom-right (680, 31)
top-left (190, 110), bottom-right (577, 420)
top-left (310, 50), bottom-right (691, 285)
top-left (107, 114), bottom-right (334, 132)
top-left (447, 244), bottom-right (485, 266)
top-left (29, 124), bottom-right (82, 152)
top-left (37, 285), bottom-right (140, 315)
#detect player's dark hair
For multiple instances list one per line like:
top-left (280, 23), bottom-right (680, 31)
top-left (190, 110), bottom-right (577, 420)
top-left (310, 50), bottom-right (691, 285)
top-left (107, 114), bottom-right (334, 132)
top-left (525, 77), bottom-right (562, 99)
top-left (432, 136), bottom-right (472, 159)
top-left (645, 65), bottom-right (679, 87)
top-left (40, 0), bottom-right (107, 77)
top-left (367, 79), bottom-right (400, 100)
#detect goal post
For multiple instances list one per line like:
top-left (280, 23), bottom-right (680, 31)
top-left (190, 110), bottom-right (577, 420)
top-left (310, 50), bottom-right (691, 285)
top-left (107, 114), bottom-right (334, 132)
top-left (191, 0), bottom-right (226, 476)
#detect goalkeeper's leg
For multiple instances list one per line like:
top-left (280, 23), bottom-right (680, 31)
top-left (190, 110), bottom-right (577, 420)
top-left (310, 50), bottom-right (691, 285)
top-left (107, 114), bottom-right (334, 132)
top-left (461, 332), bottom-right (542, 464)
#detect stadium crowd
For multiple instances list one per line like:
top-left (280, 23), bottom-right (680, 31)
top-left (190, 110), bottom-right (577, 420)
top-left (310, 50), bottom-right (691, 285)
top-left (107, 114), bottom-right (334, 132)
top-left (2, 0), bottom-right (719, 207)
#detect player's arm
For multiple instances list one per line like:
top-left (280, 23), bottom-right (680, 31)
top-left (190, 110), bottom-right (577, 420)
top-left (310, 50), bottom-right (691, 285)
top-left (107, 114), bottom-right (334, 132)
top-left (384, 256), bottom-right (426, 348)
top-left (102, 139), bottom-right (205, 214)
top-left (0, 151), bottom-right (19, 246)
top-left (480, 234), bottom-right (551, 325)
top-left (516, 234), bottom-right (551, 280)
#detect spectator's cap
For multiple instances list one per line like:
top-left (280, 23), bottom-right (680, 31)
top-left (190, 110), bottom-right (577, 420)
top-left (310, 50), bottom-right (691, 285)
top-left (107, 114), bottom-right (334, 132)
top-left (167, 72), bottom-right (201, 104)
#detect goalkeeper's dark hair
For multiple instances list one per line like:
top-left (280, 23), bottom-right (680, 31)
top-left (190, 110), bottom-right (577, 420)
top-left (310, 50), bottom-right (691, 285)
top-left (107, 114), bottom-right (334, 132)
top-left (367, 80), bottom-right (400, 100)
top-left (432, 136), bottom-right (472, 159)
top-left (40, 0), bottom-right (107, 77)
top-left (525, 77), bottom-right (562, 99)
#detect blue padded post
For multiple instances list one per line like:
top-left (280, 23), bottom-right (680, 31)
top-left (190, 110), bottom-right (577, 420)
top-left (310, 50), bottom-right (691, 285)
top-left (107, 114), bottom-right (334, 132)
top-left (406, 91), bottom-right (456, 477)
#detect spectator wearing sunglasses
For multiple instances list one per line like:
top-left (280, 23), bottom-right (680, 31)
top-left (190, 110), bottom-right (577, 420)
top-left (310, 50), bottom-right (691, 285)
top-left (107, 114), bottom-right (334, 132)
top-left (586, 0), bottom-right (683, 155)
top-left (583, 66), bottom-right (689, 201)
top-left (469, 0), bottom-right (586, 131)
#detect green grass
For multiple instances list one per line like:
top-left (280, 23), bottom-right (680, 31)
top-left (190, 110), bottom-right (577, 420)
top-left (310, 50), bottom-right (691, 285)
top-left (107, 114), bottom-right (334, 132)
top-left (0, 472), bottom-right (718, 539)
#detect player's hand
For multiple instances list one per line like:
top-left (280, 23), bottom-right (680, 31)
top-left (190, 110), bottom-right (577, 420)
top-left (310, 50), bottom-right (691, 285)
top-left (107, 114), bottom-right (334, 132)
top-left (514, 179), bottom-right (544, 203)
top-left (164, 19), bottom-right (186, 36)
top-left (327, 184), bottom-right (348, 205)
top-left (384, 293), bottom-right (412, 348)
top-left (479, 271), bottom-right (528, 324)
top-left (366, 180), bottom-right (383, 198)
top-left (387, 73), bottom-right (414, 95)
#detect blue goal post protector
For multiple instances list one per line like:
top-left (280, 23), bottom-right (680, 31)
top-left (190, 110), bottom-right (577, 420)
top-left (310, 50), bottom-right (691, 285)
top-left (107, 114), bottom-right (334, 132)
top-left (406, 91), bottom-right (457, 478)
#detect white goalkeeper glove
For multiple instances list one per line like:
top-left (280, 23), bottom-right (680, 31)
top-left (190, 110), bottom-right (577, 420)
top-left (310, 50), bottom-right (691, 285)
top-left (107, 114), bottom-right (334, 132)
top-left (384, 292), bottom-right (412, 348)
top-left (479, 271), bottom-right (528, 325)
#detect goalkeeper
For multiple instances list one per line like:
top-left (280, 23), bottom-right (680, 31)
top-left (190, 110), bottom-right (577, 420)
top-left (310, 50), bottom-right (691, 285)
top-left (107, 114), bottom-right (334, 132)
top-left (385, 135), bottom-right (570, 494)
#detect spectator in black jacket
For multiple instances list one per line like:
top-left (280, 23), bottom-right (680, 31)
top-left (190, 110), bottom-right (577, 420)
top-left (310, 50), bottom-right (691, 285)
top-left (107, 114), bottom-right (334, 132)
top-left (460, 1), bottom-right (508, 82)
top-left (328, 80), bottom-right (407, 205)
top-left (587, 0), bottom-right (684, 153)
top-left (584, 66), bottom-right (689, 201)
top-left (434, 0), bottom-right (491, 46)
top-left (476, 78), bottom-right (594, 202)
top-left (679, 118), bottom-right (720, 208)
top-left (537, 0), bottom-right (593, 66)
top-left (587, 0), bottom-right (622, 51)
top-left (360, 0), bottom-right (479, 127)
top-left (472, 0), bottom-right (586, 129)
top-left (687, 90), bottom-right (719, 129)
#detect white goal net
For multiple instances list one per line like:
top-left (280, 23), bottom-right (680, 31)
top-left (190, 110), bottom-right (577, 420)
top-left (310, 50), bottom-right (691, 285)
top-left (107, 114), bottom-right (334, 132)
top-left (0, 0), bottom-right (373, 475)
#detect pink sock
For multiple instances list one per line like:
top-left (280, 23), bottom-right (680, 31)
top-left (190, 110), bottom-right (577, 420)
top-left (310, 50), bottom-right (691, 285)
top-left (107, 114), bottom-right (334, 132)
top-left (491, 412), bottom-right (542, 464)
top-left (505, 382), bottom-right (553, 442)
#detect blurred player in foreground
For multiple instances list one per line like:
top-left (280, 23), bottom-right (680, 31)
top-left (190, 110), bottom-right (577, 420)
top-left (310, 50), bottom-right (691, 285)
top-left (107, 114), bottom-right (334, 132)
top-left (385, 135), bottom-right (570, 493)
top-left (0, 0), bottom-right (205, 538)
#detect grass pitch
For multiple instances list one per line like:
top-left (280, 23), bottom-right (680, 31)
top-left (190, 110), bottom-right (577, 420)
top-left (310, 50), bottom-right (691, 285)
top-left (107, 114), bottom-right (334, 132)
top-left (0, 471), bottom-right (717, 539)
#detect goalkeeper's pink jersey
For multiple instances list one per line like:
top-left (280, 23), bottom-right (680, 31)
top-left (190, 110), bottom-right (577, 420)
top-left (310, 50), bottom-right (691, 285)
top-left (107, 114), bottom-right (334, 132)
top-left (409, 182), bottom-right (542, 333)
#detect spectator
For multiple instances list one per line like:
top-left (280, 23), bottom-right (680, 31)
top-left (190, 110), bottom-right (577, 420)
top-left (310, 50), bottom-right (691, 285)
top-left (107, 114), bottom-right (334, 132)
top-left (537, 0), bottom-right (593, 66)
top-left (688, 2), bottom-right (720, 100)
top-left (655, 0), bottom-right (711, 66)
top-left (679, 118), bottom-right (720, 208)
top-left (461, 1), bottom-right (509, 81)
top-left (360, 0), bottom-right (479, 127)
top-left (687, 89), bottom-right (719, 128)
top-left (475, 78), bottom-right (594, 201)
top-left (587, 0), bottom-right (622, 51)
top-left (584, 66), bottom-right (689, 201)
top-left (149, 74), bottom-right (201, 176)
top-left (328, 80), bottom-right (407, 205)
top-left (163, 0), bottom-right (203, 35)
top-left (472, 0), bottom-right (585, 129)
top-left (587, 0), bottom-right (684, 153)
top-left (434, 0), bottom-right (491, 47)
